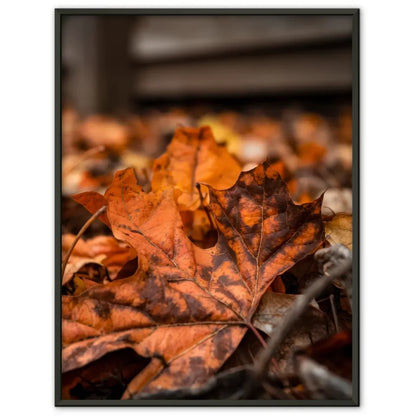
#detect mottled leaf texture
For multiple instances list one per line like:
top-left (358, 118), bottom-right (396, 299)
top-left (152, 126), bottom-right (241, 210)
top-left (63, 162), bottom-right (324, 398)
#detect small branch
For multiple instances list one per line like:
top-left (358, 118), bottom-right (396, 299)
top-left (261, 380), bottom-right (292, 400)
top-left (63, 145), bottom-right (105, 176)
top-left (61, 205), bottom-right (107, 279)
top-left (296, 356), bottom-right (352, 399)
top-left (243, 254), bottom-right (352, 397)
top-left (329, 294), bottom-right (340, 333)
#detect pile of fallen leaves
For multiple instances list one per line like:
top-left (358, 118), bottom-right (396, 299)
top-left (61, 107), bottom-right (352, 224)
top-left (61, 126), bottom-right (352, 400)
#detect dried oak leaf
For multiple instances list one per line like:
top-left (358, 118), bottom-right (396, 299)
top-left (63, 162), bottom-right (324, 398)
top-left (152, 126), bottom-right (241, 210)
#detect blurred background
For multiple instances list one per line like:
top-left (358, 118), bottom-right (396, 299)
top-left (61, 14), bottom-right (353, 236)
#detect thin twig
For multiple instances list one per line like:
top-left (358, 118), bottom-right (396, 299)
top-left (329, 294), bottom-right (340, 333)
top-left (61, 205), bottom-right (107, 279)
top-left (296, 356), bottom-right (352, 399)
top-left (261, 380), bottom-right (291, 400)
top-left (243, 255), bottom-right (352, 397)
top-left (63, 145), bottom-right (105, 176)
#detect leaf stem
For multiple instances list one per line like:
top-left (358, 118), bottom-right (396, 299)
top-left (61, 205), bottom-right (107, 279)
top-left (247, 322), bottom-right (279, 371)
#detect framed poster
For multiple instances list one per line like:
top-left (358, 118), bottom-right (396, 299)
top-left (55, 8), bottom-right (359, 406)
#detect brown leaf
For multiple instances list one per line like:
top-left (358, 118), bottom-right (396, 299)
top-left (295, 329), bottom-right (352, 380)
top-left (253, 292), bottom-right (333, 373)
top-left (297, 142), bottom-right (327, 166)
top-left (78, 115), bottom-right (130, 150)
top-left (62, 255), bottom-right (106, 287)
top-left (180, 209), bottom-right (217, 248)
top-left (270, 276), bottom-right (286, 293)
top-left (62, 233), bottom-right (136, 282)
top-left (152, 126), bottom-right (241, 210)
top-left (62, 348), bottom-right (150, 399)
top-left (63, 275), bottom-right (103, 297)
top-left (72, 191), bottom-right (110, 227)
top-left (64, 161), bottom-right (324, 397)
top-left (324, 213), bottom-right (352, 249)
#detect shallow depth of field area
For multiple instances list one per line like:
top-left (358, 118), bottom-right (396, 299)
top-left (60, 14), bottom-right (354, 401)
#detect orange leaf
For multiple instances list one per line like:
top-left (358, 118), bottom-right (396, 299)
top-left (152, 126), bottom-right (241, 210)
top-left (62, 233), bottom-right (137, 282)
top-left (297, 142), bottom-right (327, 165)
top-left (63, 161), bottom-right (324, 397)
top-left (72, 191), bottom-right (110, 227)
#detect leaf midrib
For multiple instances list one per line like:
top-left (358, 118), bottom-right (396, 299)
top-left (117, 183), bottom-right (245, 322)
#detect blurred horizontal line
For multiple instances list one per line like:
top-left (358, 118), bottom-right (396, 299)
top-left (132, 89), bottom-right (352, 113)
top-left (132, 37), bottom-right (352, 66)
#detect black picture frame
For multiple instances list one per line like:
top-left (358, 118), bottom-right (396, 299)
top-left (55, 8), bottom-right (359, 406)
